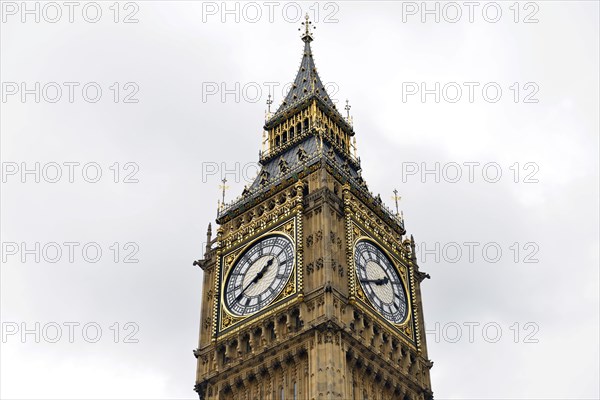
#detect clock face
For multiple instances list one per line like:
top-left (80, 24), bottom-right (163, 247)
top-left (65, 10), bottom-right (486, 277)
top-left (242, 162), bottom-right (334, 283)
top-left (354, 240), bottom-right (408, 324)
top-left (224, 234), bottom-right (295, 317)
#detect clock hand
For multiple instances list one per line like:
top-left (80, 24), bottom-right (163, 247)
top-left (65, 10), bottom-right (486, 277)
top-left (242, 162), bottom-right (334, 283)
top-left (360, 276), bottom-right (389, 286)
top-left (235, 257), bottom-right (275, 301)
top-left (379, 276), bottom-right (389, 285)
top-left (258, 257), bottom-right (274, 276)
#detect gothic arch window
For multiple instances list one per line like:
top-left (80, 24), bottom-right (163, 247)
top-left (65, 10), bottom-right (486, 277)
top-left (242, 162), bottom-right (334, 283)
top-left (289, 127), bottom-right (294, 140)
top-left (280, 386), bottom-right (285, 400)
top-left (292, 309), bottom-right (302, 330)
top-left (268, 321), bottom-right (276, 341)
top-left (276, 135), bottom-right (281, 147)
top-left (296, 122), bottom-right (302, 135)
top-left (278, 315), bottom-right (288, 337)
top-left (282, 131), bottom-right (288, 143)
top-left (242, 334), bottom-right (251, 354)
top-left (218, 345), bottom-right (226, 366)
top-left (303, 118), bottom-right (309, 131)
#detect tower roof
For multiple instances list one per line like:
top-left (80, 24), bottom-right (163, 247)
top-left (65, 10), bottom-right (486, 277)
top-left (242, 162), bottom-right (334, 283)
top-left (272, 40), bottom-right (334, 115)
top-left (265, 15), bottom-right (347, 130)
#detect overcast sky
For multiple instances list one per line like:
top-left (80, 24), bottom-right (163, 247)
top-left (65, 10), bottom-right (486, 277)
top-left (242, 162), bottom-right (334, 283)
top-left (1, 1), bottom-right (598, 399)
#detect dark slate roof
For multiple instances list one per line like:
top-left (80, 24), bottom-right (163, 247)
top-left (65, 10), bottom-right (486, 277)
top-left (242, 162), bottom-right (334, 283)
top-left (248, 136), bottom-right (360, 191)
top-left (267, 39), bottom-right (344, 126)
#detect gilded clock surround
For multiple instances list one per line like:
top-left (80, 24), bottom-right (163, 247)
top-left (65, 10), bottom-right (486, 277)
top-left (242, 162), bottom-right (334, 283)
top-left (218, 224), bottom-right (300, 334)
top-left (343, 184), bottom-right (419, 348)
top-left (194, 17), bottom-right (432, 400)
top-left (352, 236), bottom-right (412, 326)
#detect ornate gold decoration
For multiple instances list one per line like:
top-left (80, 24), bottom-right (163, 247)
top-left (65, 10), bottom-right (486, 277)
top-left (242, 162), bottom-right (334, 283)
top-left (343, 184), bottom-right (357, 304)
top-left (211, 245), bottom-right (222, 342)
top-left (215, 212), bottom-right (302, 339)
top-left (409, 260), bottom-right (420, 348)
top-left (355, 281), bottom-right (366, 301)
top-left (284, 221), bottom-right (294, 236)
top-left (222, 313), bottom-right (232, 328)
top-left (274, 276), bottom-right (296, 303)
top-left (350, 231), bottom-right (416, 344)
top-left (221, 313), bottom-right (244, 330)
top-left (220, 186), bottom-right (300, 248)
top-left (224, 254), bottom-right (235, 275)
top-left (294, 181), bottom-right (304, 297)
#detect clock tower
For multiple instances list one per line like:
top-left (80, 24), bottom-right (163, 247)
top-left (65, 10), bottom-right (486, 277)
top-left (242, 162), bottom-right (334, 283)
top-left (194, 16), bottom-right (434, 400)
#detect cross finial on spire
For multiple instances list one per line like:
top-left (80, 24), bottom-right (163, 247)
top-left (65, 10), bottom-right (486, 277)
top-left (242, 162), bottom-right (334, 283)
top-left (219, 178), bottom-right (229, 206)
top-left (266, 93), bottom-right (273, 113)
top-left (392, 189), bottom-right (401, 215)
top-left (345, 99), bottom-right (351, 119)
top-left (299, 13), bottom-right (315, 42)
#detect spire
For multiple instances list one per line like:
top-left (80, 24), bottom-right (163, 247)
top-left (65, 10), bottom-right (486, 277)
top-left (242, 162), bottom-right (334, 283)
top-left (265, 14), bottom-right (343, 128)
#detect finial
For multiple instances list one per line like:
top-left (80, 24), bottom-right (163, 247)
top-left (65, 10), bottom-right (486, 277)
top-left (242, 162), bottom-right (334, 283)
top-left (299, 13), bottom-right (315, 42)
top-left (392, 189), bottom-right (401, 215)
top-left (266, 93), bottom-right (273, 113)
top-left (410, 234), bottom-right (416, 261)
top-left (205, 223), bottom-right (212, 253)
top-left (219, 178), bottom-right (229, 206)
top-left (345, 99), bottom-right (351, 119)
